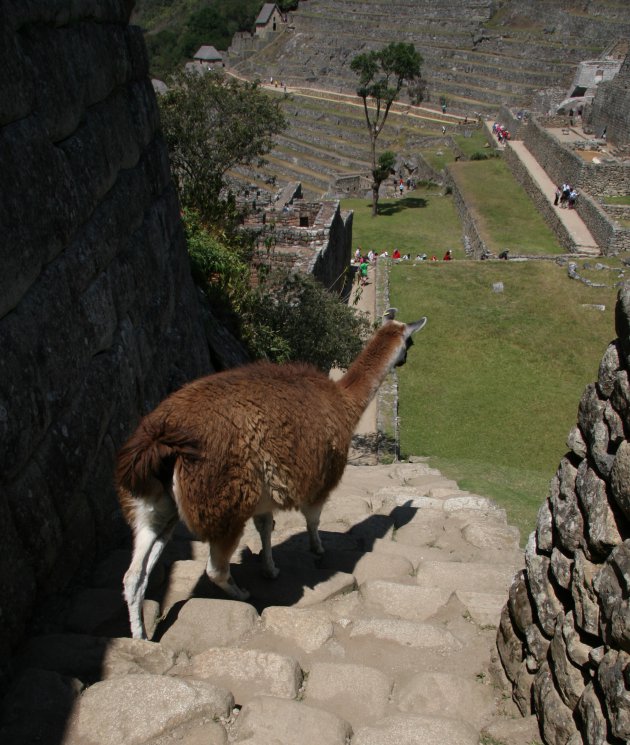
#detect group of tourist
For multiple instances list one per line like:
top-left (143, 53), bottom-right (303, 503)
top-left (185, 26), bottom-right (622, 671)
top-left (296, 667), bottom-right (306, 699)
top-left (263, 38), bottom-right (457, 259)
top-left (491, 122), bottom-right (511, 143)
top-left (353, 247), bottom-right (453, 281)
top-left (553, 182), bottom-right (579, 209)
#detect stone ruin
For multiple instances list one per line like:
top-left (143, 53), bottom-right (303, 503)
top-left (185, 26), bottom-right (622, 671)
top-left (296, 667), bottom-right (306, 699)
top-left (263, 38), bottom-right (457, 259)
top-left (497, 285), bottom-right (630, 745)
top-left (239, 181), bottom-right (353, 295)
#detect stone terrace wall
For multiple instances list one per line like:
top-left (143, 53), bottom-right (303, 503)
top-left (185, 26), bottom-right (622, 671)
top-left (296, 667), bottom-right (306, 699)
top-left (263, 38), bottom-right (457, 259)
top-left (445, 167), bottom-right (486, 259)
top-left (589, 53), bottom-right (630, 148)
top-left (0, 0), bottom-right (215, 677)
top-left (497, 285), bottom-right (630, 745)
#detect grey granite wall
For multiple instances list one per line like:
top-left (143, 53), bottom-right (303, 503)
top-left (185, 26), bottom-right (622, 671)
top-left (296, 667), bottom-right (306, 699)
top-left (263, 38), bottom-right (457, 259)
top-left (497, 285), bottom-right (630, 745)
top-left (0, 0), bottom-right (215, 675)
top-left (588, 53), bottom-right (630, 148)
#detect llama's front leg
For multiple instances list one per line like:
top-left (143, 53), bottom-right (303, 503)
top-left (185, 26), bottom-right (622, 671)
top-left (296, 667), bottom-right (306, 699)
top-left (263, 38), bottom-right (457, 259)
top-left (206, 528), bottom-right (250, 601)
top-left (253, 512), bottom-right (279, 579)
top-left (301, 502), bottom-right (325, 555)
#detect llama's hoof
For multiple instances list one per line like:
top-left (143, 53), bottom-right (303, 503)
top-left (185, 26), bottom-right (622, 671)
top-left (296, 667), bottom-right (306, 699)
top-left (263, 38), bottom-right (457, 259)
top-left (213, 576), bottom-right (250, 601)
top-left (311, 544), bottom-right (325, 556)
top-left (262, 565), bottom-right (280, 580)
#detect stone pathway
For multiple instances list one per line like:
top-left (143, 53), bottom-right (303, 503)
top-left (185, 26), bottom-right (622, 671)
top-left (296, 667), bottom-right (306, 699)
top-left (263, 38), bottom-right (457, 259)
top-left (1, 459), bottom-right (542, 745)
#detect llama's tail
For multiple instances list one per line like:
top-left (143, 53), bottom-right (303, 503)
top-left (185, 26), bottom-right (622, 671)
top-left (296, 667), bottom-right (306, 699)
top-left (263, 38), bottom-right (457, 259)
top-left (116, 416), bottom-right (200, 514)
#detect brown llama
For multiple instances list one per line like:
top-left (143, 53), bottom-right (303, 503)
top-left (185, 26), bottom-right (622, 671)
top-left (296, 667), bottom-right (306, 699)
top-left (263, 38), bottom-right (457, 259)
top-left (116, 309), bottom-right (427, 639)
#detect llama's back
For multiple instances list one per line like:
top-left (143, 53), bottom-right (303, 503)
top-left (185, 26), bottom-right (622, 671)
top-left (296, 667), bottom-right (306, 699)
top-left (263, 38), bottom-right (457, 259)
top-left (118, 361), bottom-right (356, 540)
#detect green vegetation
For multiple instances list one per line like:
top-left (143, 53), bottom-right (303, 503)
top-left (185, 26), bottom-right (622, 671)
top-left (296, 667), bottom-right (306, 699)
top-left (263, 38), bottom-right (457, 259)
top-left (350, 42), bottom-right (424, 216)
top-left (344, 188), bottom-right (461, 258)
top-left (159, 70), bottom-right (286, 226)
top-left (390, 260), bottom-right (617, 541)
top-left (345, 179), bottom-right (618, 542)
top-left (451, 158), bottom-right (564, 255)
top-left (133, 0), bottom-right (264, 80)
top-left (604, 196), bottom-right (630, 205)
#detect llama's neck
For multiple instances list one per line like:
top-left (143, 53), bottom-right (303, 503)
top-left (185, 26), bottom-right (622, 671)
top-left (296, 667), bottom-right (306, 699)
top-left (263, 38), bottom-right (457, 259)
top-left (337, 327), bottom-right (401, 423)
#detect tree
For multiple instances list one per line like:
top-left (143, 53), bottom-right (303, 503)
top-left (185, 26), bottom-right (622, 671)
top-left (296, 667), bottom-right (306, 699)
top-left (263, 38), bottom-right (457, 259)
top-left (158, 69), bottom-right (287, 225)
top-left (373, 150), bottom-right (396, 204)
top-left (350, 43), bottom-right (423, 216)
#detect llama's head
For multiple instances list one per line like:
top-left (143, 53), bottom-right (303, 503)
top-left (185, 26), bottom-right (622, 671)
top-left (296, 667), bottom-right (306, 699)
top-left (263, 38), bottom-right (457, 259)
top-left (382, 308), bottom-right (427, 368)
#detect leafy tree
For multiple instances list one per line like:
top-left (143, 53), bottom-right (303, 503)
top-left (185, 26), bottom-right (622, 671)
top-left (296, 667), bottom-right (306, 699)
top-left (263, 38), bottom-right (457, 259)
top-left (158, 69), bottom-right (287, 226)
top-left (350, 43), bottom-right (423, 216)
top-left (239, 270), bottom-right (371, 370)
top-left (373, 150), bottom-right (396, 204)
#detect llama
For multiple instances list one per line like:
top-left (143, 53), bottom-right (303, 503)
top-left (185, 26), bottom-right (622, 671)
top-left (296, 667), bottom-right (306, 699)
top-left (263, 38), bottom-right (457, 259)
top-left (116, 309), bottom-right (427, 639)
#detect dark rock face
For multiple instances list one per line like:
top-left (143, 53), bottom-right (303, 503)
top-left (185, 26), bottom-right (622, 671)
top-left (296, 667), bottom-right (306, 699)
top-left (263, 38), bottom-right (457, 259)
top-left (497, 284), bottom-right (630, 744)
top-left (0, 0), bottom-right (214, 677)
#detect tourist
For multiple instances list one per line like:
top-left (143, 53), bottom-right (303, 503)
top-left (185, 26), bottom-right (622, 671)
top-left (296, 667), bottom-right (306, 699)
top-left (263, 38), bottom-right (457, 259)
top-left (568, 189), bottom-right (578, 209)
top-left (392, 248), bottom-right (402, 261)
top-left (443, 250), bottom-right (452, 261)
top-left (554, 185), bottom-right (561, 206)
top-left (359, 258), bottom-right (369, 287)
top-left (399, 180), bottom-right (404, 197)
top-left (368, 249), bottom-right (375, 264)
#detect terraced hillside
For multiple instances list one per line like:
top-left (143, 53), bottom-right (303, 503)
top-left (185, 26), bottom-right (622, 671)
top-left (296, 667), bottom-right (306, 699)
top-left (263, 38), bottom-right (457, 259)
top-left (228, 0), bottom-right (630, 115)
top-left (230, 87), bottom-right (461, 198)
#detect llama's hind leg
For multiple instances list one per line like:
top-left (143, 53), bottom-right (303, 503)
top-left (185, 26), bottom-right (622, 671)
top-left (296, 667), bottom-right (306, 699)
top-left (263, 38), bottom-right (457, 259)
top-left (206, 526), bottom-right (250, 601)
top-left (301, 502), bottom-right (325, 555)
top-left (253, 513), bottom-right (279, 579)
top-left (123, 497), bottom-right (178, 639)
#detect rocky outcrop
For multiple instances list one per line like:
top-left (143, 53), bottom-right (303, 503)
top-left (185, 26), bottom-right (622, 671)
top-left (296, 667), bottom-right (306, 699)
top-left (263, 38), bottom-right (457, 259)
top-left (0, 0), bottom-right (220, 681)
top-left (498, 284), bottom-right (630, 744)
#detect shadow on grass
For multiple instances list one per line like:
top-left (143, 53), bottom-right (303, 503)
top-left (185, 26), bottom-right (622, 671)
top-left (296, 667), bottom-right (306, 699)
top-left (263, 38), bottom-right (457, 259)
top-left (376, 197), bottom-right (428, 216)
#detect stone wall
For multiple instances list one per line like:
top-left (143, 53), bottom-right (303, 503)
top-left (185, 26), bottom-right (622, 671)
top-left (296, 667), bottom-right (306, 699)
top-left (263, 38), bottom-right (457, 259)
top-left (444, 167), bottom-right (486, 259)
top-left (588, 53), bottom-right (630, 147)
top-left (497, 285), bottom-right (630, 745)
top-left (0, 0), bottom-right (218, 678)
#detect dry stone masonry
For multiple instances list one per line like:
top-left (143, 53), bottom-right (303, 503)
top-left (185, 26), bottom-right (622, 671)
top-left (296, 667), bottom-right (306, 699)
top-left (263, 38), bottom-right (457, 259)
top-left (498, 284), bottom-right (630, 745)
top-left (0, 0), bottom-right (220, 682)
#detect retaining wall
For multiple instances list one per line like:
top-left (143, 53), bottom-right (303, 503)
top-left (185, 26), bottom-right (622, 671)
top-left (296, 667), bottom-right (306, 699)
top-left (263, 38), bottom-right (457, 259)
top-left (497, 285), bottom-right (630, 745)
top-left (0, 0), bottom-right (217, 680)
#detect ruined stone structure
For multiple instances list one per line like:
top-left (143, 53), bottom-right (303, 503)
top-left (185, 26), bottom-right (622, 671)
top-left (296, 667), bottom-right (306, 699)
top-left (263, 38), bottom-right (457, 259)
top-left (0, 0), bottom-right (226, 680)
top-left (243, 186), bottom-right (353, 294)
top-left (497, 285), bottom-right (630, 745)
top-left (588, 52), bottom-right (630, 149)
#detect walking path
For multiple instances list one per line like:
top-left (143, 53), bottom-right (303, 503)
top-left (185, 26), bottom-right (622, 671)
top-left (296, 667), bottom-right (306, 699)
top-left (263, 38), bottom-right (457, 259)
top-left (508, 141), bottom-right (599, 254)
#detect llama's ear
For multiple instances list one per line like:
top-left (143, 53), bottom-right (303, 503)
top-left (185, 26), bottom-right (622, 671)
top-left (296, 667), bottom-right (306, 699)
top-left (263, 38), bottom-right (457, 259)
top-left (404, 317), bottom-right (427, 338)
top-left (383, 308), bottom-right (398, 323)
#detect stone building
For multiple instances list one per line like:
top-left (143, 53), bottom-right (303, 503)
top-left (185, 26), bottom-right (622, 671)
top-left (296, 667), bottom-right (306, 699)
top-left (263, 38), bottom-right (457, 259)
top-left (193, 45), bottom-right (223, 68)
top-left (588, 51), bottom-right (630, 148)
top-left (242, 182), bottom-right (353, 295)
top-left (255, 3), bottom-right (286, 37)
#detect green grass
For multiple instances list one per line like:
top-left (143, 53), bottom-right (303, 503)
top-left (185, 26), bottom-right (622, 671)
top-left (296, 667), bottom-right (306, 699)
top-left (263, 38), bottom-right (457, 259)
top-left (604, 195), bottom-right (630, 206)
top-left (390, 261), bottom-right (618, 542)
top-left (342, 188), bottom-right (462, 259)
top-left (451, 159), bottom-right (564, 255)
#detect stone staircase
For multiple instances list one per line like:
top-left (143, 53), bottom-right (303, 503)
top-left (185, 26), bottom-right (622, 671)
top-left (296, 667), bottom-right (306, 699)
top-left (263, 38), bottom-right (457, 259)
top-left (2, 460), bottom-right (542, 745)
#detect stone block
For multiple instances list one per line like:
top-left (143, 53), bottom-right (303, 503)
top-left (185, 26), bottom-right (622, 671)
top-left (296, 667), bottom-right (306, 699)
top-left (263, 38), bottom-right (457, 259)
top-left (578, 384), bottom-right (614, 478)
top-left (233, 695), bottom-right (351, 745)
top-left (508, 570), bottom-right (533, 635)
top-left (549, 618), bottom-right (586, 709)
top-left (561, 611), bottom-right (593, 668)
top-left (352, 713), bottom-right (478, 745)
top-left (359, 580), bottom-right (451, 621)
top-left (525, 533), bottom-right (562, 637)
top-left (597, 341), bottom-right (620, 398)
top-left (575, 460), bottom-right (621, 558)
top-left (572, 550), bottom-right (602, 638)
top-left (159, 599), bottom-right (260, 655)
top-left (64, 674), bottom-right (233, 745)
top-left (497, 605), bottom-right (525, 683)
top-left (397, 671), bottom-right (496, 728)
top-left (513, 661), bottom-right (537, 716)
top-left (611, 369), bottom-right (630, 425)
top-left (597, 649), bottom-right (630, 741)
top-left (593, 541), bottom-right (630, 652)
top-left (536, 498), bottom-right (554, 554)
top-left (550, 547), bottom-right (574, 590)
top-left (566, 426), bottom-right (587, 460)
top-left (304, 661), bottom-right (392, 726)
top-left (575, 682), bottom-right (608, 745)
top-left (610, 440), bottom-right (630, 521)
top-left (549, 457), bottom-right (583, 554)
top-left (525, 623), bottom-right (550, 670)
top-left (349, 617), bottom-right (462, 651)
top-left (261, 606), bottom-right (333, 653)
top-left (461, 520), bottom-right (520, 550)
top-left (533, 663), bottom-right (578, 745)
top-left (185, 648), bottom-right (302, 703)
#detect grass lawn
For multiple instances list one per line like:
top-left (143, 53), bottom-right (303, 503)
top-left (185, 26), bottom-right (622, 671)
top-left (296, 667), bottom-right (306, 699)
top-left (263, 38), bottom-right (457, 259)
top-left (342, 189), bottom-right (463, 259)
top-left (390, 260), bottom-right (619, 542)
top-left (451, 158), bottom-right (564, 255)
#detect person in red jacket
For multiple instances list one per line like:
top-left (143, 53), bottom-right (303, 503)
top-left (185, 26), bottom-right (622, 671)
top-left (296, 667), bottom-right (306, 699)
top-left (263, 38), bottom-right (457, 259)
top-left (392, 248), bottom-right (402, 260)
top-left (443, 250), bottom-right (453, 261)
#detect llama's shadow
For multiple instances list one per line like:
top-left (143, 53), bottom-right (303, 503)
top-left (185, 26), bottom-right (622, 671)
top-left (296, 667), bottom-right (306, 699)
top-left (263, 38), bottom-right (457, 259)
top-left (152, 502), bottom-right (417, 639)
